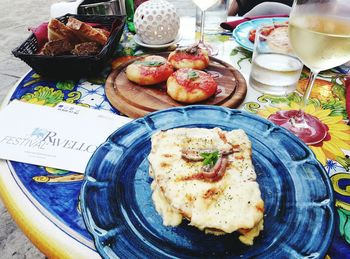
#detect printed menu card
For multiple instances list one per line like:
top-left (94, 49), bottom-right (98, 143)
top-left (0, 101), bottom-right (131, 173)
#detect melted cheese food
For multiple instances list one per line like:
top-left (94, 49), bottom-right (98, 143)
top-left (148, 128), bottom-right (264, 245)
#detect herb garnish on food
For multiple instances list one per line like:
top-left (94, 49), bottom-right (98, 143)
top-left (200, 151), bottom-right (219, 167)
top-left (188, 70), bottom-right (199, 80)
top-left (136, 60), bottom-right (165, 67)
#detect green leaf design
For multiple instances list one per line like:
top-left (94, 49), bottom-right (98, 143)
top-left (119, 47), bottom-right (135, 56)
top-left (201, 151), bottom-right (219, 167)
top-left (337, 208), bottom-right (350, 244)
top-left (87, 77), bottom-right (106, 85)
top-left (230, 47), bottom-right (253, 69)
top-left (56, 81), bottom-right (75, 91)
top-left (266, 95), bottom-right (289, 104)
top-left (243, 102), bottom-right (260, 113)
top-left (336, 156), bottom-right (350, 171)
top-left (312, 99), bottom-right (322, 106)
top-left (230, 47), bottom-right (250, 57)
top-left (287, 92), bottom-right (302, 103)
top-left (45, 167), bottom-right (69, 175)
top-left (322, 100), bottom-right (347, 119)
top-left (230, 48), bottom-right (239, 56)
top-left (308, 98), bottom-right (322, 107)
top-left (188, 70), bottom-right (199, 80)
top-left (332, 83), bottom-right (346, 101)
top-left (216, 35), bottom-right (231, 42)
top-left (21, 86), bottom-right (64, 106)
top-left (66, 91), bottom-right (82, 104)
top-left (257, 92), bottom-right (301, 106)
top-left (299, 71), bottom-right (309, 80)
top-left (23, 73), bottom-right (42, 87)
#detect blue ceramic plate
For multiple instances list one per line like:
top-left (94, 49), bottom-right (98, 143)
top-left (81, 106), bottom-right (334, 259)
top-left (232, 17), bottom-right (289, 51)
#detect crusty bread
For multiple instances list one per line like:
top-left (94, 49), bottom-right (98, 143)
top-left (41, 39), bottom-right (73, 56)
top-left (71, 42), bottom-right (101, 56)
top-left (48, 19), bottom-right (81, 45)
top-left (96, 28), bottom-right (110, 38)
top-left (66, 17), bottom-right (109, 45)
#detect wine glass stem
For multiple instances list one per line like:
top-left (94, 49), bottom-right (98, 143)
top-left (301, 70), bottom-right (319, 110)
top-left (297, 69), bottom-right (319, 123)
top-left (199, 10), bottom-right (205, 43)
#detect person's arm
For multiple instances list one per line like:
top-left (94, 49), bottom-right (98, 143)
top-left (236, 0), bottom-right (258, 16)
top-left (230, 0), bottom-right (293, 16)
top-left (228, 0), bottom-right (240, 15)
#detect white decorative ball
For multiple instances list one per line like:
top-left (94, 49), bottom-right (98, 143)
top-left (134, 0), bottom-right (180, 45)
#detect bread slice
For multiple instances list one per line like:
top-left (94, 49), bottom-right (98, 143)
top-left (71, 42), bottom-right (101, 56)
top-left (48, 19), bottom-right (81, 45)
top-left (40, 39), bottom-right (74, 56)
top-left (66, 17), bottom-right (109, 45)
top-left (96, 28), bottom-right (110, 38)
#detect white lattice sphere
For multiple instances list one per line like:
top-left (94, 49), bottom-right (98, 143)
top-left (134, 0), bottom-right (180, 45)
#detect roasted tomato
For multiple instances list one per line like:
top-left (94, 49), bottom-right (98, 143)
top-left (248, 30), bottom-right (256, 43)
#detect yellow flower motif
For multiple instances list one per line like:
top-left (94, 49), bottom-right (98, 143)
top-left (20, 86), bottom-right (64, 107)
top-left (21, 98), bottom-right (46, 105)
top-left (257, 102), bottom-right (350, 165)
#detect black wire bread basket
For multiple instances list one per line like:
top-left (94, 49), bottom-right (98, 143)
top-left (12, 14), bottom-right (126, 79)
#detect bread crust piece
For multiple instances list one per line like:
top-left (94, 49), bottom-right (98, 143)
top-left (71, 42), bottom-right (102, 56)
top-left (48, 19), bottom-right (81, 45)
top-left (167, 68), bottom-right (217, 103)
top-left (66, 17), bottom-right (109, 45)
top-left (126, 55), bottom-right (174, 86)
top-left (168, 47), bottom-right (209, 70)
top-left (41, 39), bottom-right (74, 56)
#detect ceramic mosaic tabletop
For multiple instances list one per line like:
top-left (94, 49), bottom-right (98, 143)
top-left (0, 17), bottom-right (349, 258)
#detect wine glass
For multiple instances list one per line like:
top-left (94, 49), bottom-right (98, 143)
top-left (269, 0), bottom-right (350, 145)
top-left (192, 0), bottom-right (219, 55)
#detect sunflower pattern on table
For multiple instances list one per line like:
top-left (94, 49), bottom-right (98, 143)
top-left (256, 102), bottom-right (349, 166)
top-left (244, 70), bottom-right (350, 255)
top-left (244, 71), bottom-right (349, 166)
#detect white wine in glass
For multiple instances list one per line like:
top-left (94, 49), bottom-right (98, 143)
top-left (192, 0), bottom-right (219, 55)
top-left (289, 15), bottom-right (350, 72)
top-left (269, 0), bottom-right (350, 145)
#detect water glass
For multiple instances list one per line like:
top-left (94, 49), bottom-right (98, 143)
top-left (249, 24), bottom-right (303, 96)
top-left (195, 0), bottom-right (229, 34)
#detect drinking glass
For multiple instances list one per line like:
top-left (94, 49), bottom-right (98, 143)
top-left (195, 0), bottom-right (229, 34)
top-left (192, 0), bottom-right (219, 55)
top-left (269, 0), bottom-right (350, 144)
top-left (249, 23), bottom-right (303, 96)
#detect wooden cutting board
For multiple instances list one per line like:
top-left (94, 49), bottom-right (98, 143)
top-left (105, 52), bottom-right (247, 118)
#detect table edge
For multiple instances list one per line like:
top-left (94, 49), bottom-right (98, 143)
top-left (0, 71), bottom-right (101, 259)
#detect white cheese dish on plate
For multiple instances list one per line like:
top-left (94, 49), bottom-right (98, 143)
top-left (148, 127), bottom-right (264, 245)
